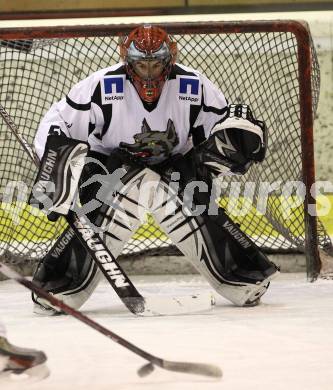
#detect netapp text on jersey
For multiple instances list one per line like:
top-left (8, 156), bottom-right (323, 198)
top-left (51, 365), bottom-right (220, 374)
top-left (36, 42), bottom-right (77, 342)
top-left (179, 96), bottom-right (199, 102)
top-left (105, 96), bottom-right (124, 101)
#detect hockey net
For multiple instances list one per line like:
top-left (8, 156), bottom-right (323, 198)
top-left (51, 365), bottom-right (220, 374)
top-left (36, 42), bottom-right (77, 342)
top-left (0, 21), bottom-right (332, 279)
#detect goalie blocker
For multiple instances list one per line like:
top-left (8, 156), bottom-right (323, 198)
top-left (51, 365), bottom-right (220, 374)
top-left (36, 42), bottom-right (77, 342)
top-left (29, 131), bottom-right (89, 221)
top-left (31, 104), bottom-right (278, 310)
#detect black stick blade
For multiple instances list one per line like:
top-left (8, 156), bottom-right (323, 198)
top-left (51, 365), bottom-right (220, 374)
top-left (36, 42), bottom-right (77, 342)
top-left (161, 360), bottom-right (222, 378)
top-left (137, 362), bottom-right (155, 377)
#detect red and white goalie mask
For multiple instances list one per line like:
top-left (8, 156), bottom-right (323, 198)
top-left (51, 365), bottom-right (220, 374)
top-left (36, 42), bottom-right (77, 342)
top-left (120, 25), bottom-right (177, 103)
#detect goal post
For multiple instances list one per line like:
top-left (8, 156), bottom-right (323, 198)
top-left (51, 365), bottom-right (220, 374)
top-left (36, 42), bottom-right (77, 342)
top-left (0, 20), bottom-right (331, 280)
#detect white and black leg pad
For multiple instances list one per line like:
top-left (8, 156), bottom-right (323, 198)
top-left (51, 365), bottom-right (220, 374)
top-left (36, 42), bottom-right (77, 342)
top-left (31, 161), bottom-right (148, 313)
top-left (152, 179), bottom-right (279, 307)
top-left (29, 133), bottom-right (89, 220)
top-left (32, 232), bottom-right (103, 313)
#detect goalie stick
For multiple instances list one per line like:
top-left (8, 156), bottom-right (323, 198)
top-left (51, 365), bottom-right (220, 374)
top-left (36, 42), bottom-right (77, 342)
top-left (0, 262), bottom-right (222, 379)
top-left (0, 104), bottom-right (214, 316)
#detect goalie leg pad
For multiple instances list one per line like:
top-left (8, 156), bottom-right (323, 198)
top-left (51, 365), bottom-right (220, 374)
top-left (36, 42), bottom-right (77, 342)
top-left (31, 154), bottom-right (148, 311)
top-left (31, 150), bottom-right (108, 311)
top-left (155, 206), bottom-right (279, 306)
top-left (32, 227), bottom-right (103, 311)
top-left (152, 158), bottom-right (279, 306)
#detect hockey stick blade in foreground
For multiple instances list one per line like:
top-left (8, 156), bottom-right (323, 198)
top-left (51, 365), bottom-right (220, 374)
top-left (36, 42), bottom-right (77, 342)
top-left (0, 262), bottom-right (222, 379)
top-left (0, 104), bottom-right (214, 316)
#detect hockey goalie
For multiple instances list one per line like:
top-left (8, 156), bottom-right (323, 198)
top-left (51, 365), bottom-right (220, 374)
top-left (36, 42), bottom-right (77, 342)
top-left (30, 24), bottom-right (279, 314)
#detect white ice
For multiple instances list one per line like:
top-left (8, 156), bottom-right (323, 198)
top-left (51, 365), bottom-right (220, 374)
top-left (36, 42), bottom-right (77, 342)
top-left (0, 273), bottom-right (333, 390)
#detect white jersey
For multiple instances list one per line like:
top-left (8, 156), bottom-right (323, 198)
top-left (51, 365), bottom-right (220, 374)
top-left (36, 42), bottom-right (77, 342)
top-left (34, 63), bottom-right (228, 163)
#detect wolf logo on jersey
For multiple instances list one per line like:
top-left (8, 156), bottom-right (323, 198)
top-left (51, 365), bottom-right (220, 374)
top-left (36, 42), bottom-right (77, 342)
top-left (119, 118), bottom-right (179, 164)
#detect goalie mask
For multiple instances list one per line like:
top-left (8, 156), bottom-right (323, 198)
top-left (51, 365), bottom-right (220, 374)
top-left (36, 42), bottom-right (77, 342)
top-left (120, 25), bottom-right (177, 103)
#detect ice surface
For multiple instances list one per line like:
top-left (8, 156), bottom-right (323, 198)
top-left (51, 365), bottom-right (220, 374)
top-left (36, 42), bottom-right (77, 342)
top-left (0, 273), bottom-right (333, 390)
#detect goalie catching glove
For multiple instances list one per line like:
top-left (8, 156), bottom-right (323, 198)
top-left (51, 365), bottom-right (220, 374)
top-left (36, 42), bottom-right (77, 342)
top-left (29, 132), bottom-right (89, 221)
top-left (196, 104), bottom-right (267, 177)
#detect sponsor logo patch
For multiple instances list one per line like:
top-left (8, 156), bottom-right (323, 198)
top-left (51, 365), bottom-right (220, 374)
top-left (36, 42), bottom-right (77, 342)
top-left (177, 76), bottom-right (200, 103)
top-left (102, 75), bottom-right (125, 104)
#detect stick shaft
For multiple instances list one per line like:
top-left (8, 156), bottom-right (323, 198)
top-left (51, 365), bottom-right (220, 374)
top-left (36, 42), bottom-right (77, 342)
top-left (0, 262), bottom-right (222, 378)
top-left (0, 262), bottom-right (158, 363)
top-left (0, 104), bottom-right (40, 165)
